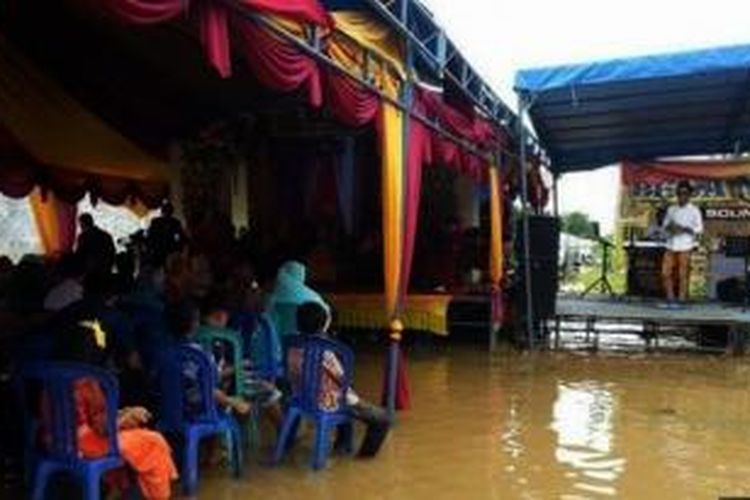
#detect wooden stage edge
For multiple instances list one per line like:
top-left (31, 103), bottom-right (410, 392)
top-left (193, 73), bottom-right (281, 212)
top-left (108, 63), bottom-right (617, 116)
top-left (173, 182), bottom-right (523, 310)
top-left (552, 295), bottom-right (750, 354)
top-left (555, 295), bottom-right (750, 326)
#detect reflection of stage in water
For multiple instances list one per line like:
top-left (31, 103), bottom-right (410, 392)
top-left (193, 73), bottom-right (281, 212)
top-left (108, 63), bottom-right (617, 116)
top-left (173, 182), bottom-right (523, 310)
top-left (548, 296), bottom-right (750, 353)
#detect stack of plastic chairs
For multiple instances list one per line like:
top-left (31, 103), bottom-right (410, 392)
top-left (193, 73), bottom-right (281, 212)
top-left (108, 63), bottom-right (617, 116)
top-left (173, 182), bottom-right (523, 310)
top-left (156, 344), bottom-right (243, 496)
top-left (273, 336), bottom-right (355, 470)
top-left (16, 362), bottom-right (124, 500)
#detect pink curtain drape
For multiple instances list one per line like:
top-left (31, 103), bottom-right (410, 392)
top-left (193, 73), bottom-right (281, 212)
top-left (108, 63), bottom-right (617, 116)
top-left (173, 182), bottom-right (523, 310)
top-left (399, 107), bottom-right (432, 301)
top-left (236, 18), bottom-right (323, 107)
top-left (199, 3), bottom-right (232, 78)
top-left (241, 0), bottom-right (332, 26)
top-left (417, 89), bottom-right (501, 182)
top-left (89, 0), bottom-right (330, 79)
top-left (325, 71), bottom-right (379, 126)
top-left (93, 0), bottom-right (184, 23)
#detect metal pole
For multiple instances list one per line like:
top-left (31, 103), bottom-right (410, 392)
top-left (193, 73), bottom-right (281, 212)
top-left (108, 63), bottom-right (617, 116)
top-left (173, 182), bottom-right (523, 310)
top-left (553, 173), bottom-right (560, 218)
top-left (517, 93), bottom-right (535, 349)
top-left (387, 35), bottom-right (415, 418)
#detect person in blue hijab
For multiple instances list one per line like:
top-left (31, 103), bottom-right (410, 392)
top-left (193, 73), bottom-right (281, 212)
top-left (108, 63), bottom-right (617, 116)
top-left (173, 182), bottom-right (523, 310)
top-left (266, 261), bottom-right (330, 337)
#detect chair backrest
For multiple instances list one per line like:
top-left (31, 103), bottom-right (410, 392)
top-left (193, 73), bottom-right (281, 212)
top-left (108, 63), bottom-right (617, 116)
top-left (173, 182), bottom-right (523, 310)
top-left (229, 312), bottom-right (258, 360)
top-left (269, 302), bottom-right (300, 338)
top-left (195, 326), bottom-right (244, 396)
top-left (284, 336), bottom-right (354, 414)
top-left (16, 362), bottom-right (120, 462)
top-left (252, 314), bottom-right (283, 380)
top-left (157, 344), bottom-right (220, 431)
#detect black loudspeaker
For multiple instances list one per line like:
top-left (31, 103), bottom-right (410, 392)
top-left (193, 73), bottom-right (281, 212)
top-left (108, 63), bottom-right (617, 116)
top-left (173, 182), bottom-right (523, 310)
top-left (515, 216), bottom-right (561, 320)
top-left (725, 237), bottom-right (750, 258)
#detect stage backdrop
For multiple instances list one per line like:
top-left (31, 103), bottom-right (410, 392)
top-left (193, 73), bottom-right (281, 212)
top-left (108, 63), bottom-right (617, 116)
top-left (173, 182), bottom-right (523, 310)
top-left (620, 159), bottom-right (750, 297)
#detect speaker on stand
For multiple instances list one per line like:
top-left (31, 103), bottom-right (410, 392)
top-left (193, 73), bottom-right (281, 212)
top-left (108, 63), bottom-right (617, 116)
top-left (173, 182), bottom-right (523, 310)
top-left (514, 216), bottom-right (561, 346)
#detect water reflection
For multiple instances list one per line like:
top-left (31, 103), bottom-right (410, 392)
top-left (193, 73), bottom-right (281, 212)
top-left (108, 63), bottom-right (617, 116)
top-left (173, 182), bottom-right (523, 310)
top-left (552, 381), bottom-right (625, 497)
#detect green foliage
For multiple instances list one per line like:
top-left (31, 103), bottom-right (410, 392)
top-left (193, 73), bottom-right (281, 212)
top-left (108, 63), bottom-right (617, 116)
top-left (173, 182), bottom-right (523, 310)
top-left (562, 211), bottom-right (598, 239)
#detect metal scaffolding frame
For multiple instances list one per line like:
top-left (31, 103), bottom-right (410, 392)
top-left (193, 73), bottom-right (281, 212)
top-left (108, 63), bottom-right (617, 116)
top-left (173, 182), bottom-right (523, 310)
top-left (220, 0), bottom-right (544, 164)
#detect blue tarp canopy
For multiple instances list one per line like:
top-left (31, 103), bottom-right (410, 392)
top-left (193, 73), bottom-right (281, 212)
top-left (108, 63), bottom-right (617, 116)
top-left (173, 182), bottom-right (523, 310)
top-left (514, 45), bottom-right (750, 174)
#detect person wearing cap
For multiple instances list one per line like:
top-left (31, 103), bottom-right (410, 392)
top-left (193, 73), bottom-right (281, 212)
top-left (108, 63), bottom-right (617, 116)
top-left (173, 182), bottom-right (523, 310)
top-left (660, 180), bottom-right (703, 306)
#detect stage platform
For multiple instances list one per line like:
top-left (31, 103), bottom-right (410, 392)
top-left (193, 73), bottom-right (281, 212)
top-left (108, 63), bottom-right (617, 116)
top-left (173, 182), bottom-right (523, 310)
top-left (551, 296), bottom-right (750, 353)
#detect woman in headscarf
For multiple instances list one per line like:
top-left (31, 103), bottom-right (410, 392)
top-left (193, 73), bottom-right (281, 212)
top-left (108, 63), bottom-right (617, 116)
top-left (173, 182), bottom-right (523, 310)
top-left (266, 261), bottom-right (330, 337)
top-left (51, 318), bottom-right (177, 499)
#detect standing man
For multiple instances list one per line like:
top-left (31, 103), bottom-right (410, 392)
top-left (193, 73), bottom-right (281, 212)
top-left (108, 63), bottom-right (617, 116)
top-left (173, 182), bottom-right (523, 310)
top-left (76, 213), bottom-right (116, 276)
top-left (661, 181), bottom-right (703, 306)
top-left (147, 201), bottom-right (186, 267)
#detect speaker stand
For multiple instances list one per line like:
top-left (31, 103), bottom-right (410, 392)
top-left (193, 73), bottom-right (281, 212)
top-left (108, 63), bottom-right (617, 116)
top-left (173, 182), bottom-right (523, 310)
top-left (581, 240), bottom-right (615, 299)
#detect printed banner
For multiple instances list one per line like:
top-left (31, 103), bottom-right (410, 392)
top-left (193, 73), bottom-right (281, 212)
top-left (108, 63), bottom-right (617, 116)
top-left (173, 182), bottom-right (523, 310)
top-left (620, 160), bottom-right (750, 238)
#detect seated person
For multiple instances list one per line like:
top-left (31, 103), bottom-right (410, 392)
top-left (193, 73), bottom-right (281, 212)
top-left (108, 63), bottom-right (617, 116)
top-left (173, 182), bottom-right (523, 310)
top-left (43, 253), bottom-right (84, 312)
top-left (199, 296), bottom-right (283, 421)
top-left (167, 300), bottom-right (251, 416)
top-left (288, 302), bottom-right (392, 457)
top-left (267, 261), bottom-right (330, 336)
top-left (51, 320), bottom-right (177, 499)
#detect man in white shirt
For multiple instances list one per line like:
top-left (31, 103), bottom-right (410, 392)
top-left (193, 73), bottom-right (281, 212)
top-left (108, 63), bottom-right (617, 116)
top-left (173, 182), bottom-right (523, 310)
top-left (660, 181), bottom-right (703, 304)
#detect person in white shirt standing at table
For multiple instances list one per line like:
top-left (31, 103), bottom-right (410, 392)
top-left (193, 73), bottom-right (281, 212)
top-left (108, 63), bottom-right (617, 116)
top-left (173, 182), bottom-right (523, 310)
top-left (661, 180), bottom-right (703, 306)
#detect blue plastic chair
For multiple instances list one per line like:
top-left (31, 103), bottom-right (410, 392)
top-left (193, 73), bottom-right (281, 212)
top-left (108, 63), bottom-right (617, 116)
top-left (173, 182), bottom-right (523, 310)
top-left (273, 336), bottom-right (355, 470)
top-left (229, 311), bottom-right (259, 361)
top-left (16, 362), bottom-right (124, 500)
top-left (157, 344), bottom-right (243, 496)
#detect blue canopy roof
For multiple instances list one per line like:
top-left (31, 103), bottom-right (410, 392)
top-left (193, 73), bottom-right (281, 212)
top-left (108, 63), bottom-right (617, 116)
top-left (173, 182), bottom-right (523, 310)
top-left (514, 44), bottom-right (750, 174)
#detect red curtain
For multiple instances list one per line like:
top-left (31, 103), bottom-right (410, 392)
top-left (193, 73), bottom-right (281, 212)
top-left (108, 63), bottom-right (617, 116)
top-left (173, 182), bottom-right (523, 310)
top-left (399, 110), bottom-right (432, 301)
top-left (91, 0), bottom-right (185, 23)
top-left (326, 70), bottom-right (379, 127)
top-left (0, 163), bottom-right (167, 208)
top-left (241, 0), bottom-right (332, 26)
top-left (417, 89), bottom-right (501, 181)
top-left (236, 19), bottom-right (323, 107)
top-left (199, 3), bottom-right (232, 78)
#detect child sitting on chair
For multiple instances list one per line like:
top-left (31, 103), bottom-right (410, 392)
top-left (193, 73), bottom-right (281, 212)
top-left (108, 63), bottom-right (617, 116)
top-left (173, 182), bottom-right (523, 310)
top-left (288, 302), bottom-right (392, 457)
top-left (167, 300), bottom-right (251, 416)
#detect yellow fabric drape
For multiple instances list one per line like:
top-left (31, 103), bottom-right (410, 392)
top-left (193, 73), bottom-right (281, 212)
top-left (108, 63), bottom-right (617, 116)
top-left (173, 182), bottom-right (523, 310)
top-left (489, 165), bottom-right (504, 285)
top-left (379, 102), bottom-right (405, 321)
top-left (0, 35), bottom-right (168, 182)
top-left (330, 294), bottom-right (453, 336)
top-left (29, 189), bottom-right (67, 256)
top-left (331, 11), bottom-right (406, 79)
top-left (327, 23), bottom-right (403, 99)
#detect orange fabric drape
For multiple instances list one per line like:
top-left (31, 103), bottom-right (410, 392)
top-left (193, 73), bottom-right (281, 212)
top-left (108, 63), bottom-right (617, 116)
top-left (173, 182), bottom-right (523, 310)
top-left (489, 164), bottom-right (504, 331)
top-left (489, 165), bottom-right (504, 285)
top-left (379, 100), bottom-right (405, 322)
top-left (29, 188), bottom-right (78, 256)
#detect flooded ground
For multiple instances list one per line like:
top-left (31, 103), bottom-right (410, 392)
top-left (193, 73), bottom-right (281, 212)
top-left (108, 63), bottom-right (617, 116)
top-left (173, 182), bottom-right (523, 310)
top-left (199, 346), bottom-right (750, 499)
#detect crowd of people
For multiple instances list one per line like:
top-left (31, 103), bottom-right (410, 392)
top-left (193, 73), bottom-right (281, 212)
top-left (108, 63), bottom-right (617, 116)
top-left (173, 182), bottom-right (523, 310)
top-left (1, 201), bottom-right (391, 499)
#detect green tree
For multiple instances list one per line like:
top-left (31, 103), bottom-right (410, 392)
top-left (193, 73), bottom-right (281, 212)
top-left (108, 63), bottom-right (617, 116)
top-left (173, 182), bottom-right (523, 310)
top-left (562, 211), bottom-right (597, 239)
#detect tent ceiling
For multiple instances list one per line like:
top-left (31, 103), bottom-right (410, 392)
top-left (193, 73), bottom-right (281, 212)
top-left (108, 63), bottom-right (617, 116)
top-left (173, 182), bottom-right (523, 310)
top-left (1, 1), bottom-right (311, 156)
top-left (514, 45), bottom-right (750, 174)
top-left (0, 34), bottom-right (169, 183)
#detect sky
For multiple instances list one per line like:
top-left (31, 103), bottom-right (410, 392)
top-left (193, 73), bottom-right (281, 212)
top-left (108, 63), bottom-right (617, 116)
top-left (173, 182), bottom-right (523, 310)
top-left (420, 0), bottom-right (750, 233)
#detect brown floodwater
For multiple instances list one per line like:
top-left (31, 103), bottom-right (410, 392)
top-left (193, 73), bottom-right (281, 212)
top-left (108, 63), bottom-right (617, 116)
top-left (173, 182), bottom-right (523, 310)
top-left (199, 347), bottom-right (750, 499)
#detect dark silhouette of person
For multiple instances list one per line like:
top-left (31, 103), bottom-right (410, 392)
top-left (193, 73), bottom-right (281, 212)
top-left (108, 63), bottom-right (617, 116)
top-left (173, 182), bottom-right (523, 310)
top-left (146, 201), bottom-right (186, 266)
top-left (76, 213), bottom-right (115, 276)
